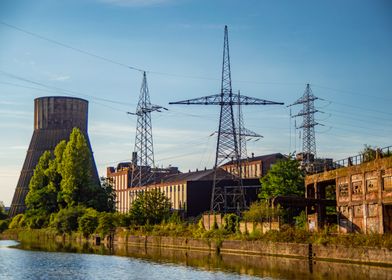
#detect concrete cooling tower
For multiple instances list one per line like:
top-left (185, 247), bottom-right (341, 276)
top-left (9, 96), bottom-right (99, 217)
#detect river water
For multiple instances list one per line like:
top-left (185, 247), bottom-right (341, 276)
top-left (0, 239), bottom-right (391, 280)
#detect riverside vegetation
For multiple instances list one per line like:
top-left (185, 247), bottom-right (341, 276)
top-left (1, 136), bottom-right (392, 250)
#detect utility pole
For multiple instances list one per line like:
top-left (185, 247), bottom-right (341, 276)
top-left (289, 83), bottom-right (321, 169)
top-left (128, 72), bottom-right (167, 187)
top-left (170, 26), bottom-right (283, 213)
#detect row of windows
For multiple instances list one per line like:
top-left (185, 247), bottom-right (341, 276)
top-left (128, 184), bottom-right (186, 210)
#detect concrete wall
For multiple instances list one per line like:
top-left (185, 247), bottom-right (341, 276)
top-left (112, 233), bottom-right (392, 265)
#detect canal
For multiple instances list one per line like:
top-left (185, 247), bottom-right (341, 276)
top-left (0, 240), bottom-right (391, 279)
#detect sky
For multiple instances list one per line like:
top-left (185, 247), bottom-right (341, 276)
top-left (0, 0), bottom-right (391, 206)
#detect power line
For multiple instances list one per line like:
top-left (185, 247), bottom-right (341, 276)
top-left (0, 70), bottom-right (135, 110)
top-left (0, 21), bottom-right (144, 72)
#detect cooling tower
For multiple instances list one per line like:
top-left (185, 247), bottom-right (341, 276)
top-left (9, 96), bottom-right (100, 217)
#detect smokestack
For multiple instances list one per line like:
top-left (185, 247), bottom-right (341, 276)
top-left (9, 96), bottom-right (99, 217)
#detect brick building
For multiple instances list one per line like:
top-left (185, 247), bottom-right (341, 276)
top-left (221, 153), bottom-right (285, 179)
top-left (129, 168), bottom-right (260, 217)
top-left (305, 148), bottom-right (392, 233)
top-left (107, 163), bottom-right (178, 213)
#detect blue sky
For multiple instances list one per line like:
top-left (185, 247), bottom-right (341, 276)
top-left (0, 0), bottom-right (391, 206)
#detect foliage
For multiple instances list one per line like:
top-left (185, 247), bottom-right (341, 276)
top-left (294, 211), bottom-right (307, 229)
top-left (361, 144), bottom-right (377, 162)
top-left (259, 156), bottom-right (304, 200)
top-left (223, 214), bottom-right (239, 233)
top-left (9, 214), bottom-right (26, 229)
top-left (23, 128), bottom-right (115, 232)
top-left (243, 201), bottom-right (283, 222)
top-left (129, 189), bottom-right (171, 225)
top-left (96, 212), bottom-right (116, 237)
top-left (96, 177), bottom-right (116, 213)
top-left (78, 208), bottom-right (99, 237)
top-left (0, 220), bottom-right (9, 232)
top-left (24, 209), bottom-right (50, 229)
top-left (51, 206), bottom-right (86, 234)
top-left (0, 201), bottom-right (7, 220)
top-left (58, 128), bottom-right (96, 207)
top-left (25, 151), bottom-right (59, 216)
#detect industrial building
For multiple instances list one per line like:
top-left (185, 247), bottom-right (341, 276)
top-left (9, 96), bottom-right (99, 217)
top-left (108, 153), bottom-right (285, 216)
top-left (221, 153), bottom-right (285, 179)
top-left (106, 162), bottom-right (179, 213)
top-left (128, 168), bottom-right (260, 217)
top-left (305, 146), bottom-right (392, 233)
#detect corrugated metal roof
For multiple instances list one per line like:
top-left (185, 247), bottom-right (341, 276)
top-left (159, 168), bottom-right (235, 184)
top-left (221, 153), bottom-right (285, 166)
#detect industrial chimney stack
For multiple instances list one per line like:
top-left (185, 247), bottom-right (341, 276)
top-left (9, 96), bottom-right (99, 217)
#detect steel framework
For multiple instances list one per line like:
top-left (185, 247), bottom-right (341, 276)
top-left (170, 26), bottom-right (283, 213)
top-left (129, 72), bottom-right (166, 187)
top-left (289, 83), bottom-right (320, 165)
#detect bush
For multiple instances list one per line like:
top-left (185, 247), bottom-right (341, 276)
top-left (294, 211), bottom-right (307, 229)
top-left (223, 214), bottom-right (239, 233)
top-left (9, 214), bottom-right (26, 229)
top-left (96, 212), bottom-right (116, 237)
top-left (24, 209), bottom-right (50, 229)
top-left (78, 208), bottom-right (99, 237)
top-left (0, 220), bottom-right (9, 232)
top-left (52, 206), bottom-right (86, 234)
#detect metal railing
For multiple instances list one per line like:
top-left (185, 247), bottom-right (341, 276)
top-left (307, 145), bottom-right (392, 174)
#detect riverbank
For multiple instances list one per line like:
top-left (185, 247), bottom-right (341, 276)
top-left (2, 228), bottom-right (392, 267)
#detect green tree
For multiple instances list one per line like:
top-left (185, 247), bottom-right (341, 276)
top-left (78, 208), bottom-right (99, 237)
top-left (0, 201), bottom-right (7, 220)
top-left (96, 212), bottom-right (116, 237)
top-left (9, 214), bottom-right (26, 229)
top-left (129, 189), bottom-right (171, 225)
top-left (361, 144), bottom-right (377, 162)
top-left (93, 177), bottom-right (116, 212)
top-left (26, 151), bottom-right (58, 214)
top-left (59, 128), bottom-right (95, 207)
top-left (51, 206), bottom-right (86, 234)
top-left (243, 201), bottom-right (283, 222)
top-left (259, 156), bottom-right (304, 200)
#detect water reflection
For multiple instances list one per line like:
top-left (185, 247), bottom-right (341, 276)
top-left (7, 239), bottom-right (392, 280)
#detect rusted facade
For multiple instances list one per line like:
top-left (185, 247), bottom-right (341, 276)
top-left (9, 96), bottom-right (99, 217)
top-left (305, 153), bottom-right (392, 233)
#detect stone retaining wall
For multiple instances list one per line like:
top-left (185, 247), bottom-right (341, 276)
top-left (112, 233), bottom-right (392, 265)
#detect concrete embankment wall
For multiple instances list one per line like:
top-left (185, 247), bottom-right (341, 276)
top-left (114, 234), bottom-right (392, 266)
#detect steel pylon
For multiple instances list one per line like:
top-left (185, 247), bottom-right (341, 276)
top-left (170, 26), bottom-right (283, 213)
top-left (289, 83), bottom-right (321, 165)
top-left (129, 72), bottom-right (166, 187)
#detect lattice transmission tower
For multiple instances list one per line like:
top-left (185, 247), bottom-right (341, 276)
top-left (128, 72), bottom-right (166, 187)
top-left (289, 83), bottom-right (321, 166)
top-left (170, 26), bottom-right (283, 213)
top-left (236, 90), bottom-right (263, 160)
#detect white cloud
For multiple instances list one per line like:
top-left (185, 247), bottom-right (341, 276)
top-left (99, 0), bottom-right (173, 7)
top-left (49, 75), bottom-right (71, 81)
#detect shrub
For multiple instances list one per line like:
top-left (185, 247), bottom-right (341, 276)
top-left (96, 212), bottom-right (116, 237)
top-left (9, 214), bottom-right (26, 229)
top-left (78, 208), bottom-right (99, 237)
top-left (223, 213), bottom-right (239, 233)
top-left (294, 211), bottom-right (307, 229)
top-left (52, 206), bottom-right (86, 234)
top-left (0, 220), bottom-right (9, 232)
